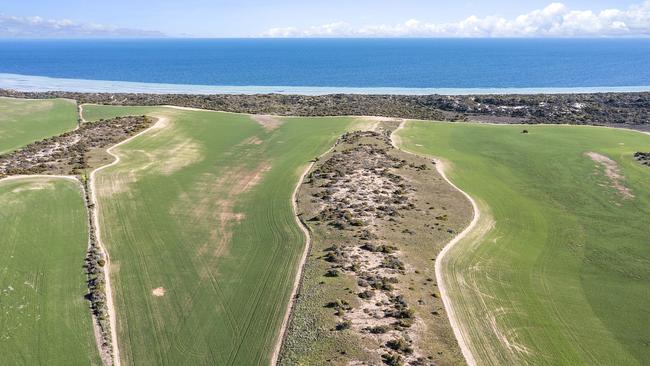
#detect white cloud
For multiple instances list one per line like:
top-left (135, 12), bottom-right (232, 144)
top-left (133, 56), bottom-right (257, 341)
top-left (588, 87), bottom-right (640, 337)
top-left (0, 14), bottom-right (166, 38)
top-left (261, 1), bottom-right (650, 38)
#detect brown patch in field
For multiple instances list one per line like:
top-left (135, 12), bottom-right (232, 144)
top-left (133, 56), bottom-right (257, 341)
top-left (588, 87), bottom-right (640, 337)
top-left (211, 162), bottom-right (271, 256)
top-left (251, 115), bottom-right (283, 131)
top-left (152, 287), bottom-right (166, 297)
top-left (241, 136), bottom-right (264, 145)
top-left (174, 160), bottom-right (272, 261)
top-left (157, 138), bottom-right (202, 175)
top-left (353, 116), bottom-right (403, 132)
top-left (585, 152), bottom-right (634, 199)
top-left (10, 181), bottom-right (55, 193)
top-left (100, 117), bottom-right (202, 196)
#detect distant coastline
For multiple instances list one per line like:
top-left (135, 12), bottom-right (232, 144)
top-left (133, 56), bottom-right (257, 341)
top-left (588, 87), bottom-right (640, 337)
top-left (2, 73), bottom-right (650, 96)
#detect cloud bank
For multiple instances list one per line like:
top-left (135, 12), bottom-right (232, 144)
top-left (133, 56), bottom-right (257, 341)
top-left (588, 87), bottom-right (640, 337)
top-left (0, 15), bottom-right (166, 38)
top-left (262, 1), bottom-right (650, 38)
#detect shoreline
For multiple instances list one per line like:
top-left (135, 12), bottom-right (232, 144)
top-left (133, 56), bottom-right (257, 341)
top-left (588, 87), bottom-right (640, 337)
top-left (2, 73), bottom-right (650, 96)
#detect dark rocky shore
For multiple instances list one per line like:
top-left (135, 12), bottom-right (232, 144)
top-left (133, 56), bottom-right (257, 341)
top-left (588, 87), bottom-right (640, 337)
top-left (2, 89), bottom-right (650, 130)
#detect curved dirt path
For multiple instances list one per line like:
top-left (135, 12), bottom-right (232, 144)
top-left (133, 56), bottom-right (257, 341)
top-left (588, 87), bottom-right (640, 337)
top-left (78, 103), bottom-right (88, 123)
top-left (270, 139), bottom-right (344, 365)
top-left (391, 120), bottom-right (480, 366)
top-left (269, 160), bottom-right (315, 366)
top-left (87, 113), bottom-right (169, 366)
top-left (430, 161), bottom-right (480, 366)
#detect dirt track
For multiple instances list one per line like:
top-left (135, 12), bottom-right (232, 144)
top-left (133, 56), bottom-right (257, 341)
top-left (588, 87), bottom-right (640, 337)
top-left (86, 109), bottom-right (169, 366)
top-left (391, 120), bottom-right (480, 366)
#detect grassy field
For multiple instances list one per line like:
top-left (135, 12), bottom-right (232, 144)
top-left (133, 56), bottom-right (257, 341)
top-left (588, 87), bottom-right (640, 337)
top-left (396, 122), bottom-right (650, 366)
top-left (0, 97), bottom-right (78, 154)
top-left (82, 105), bottom-right (361, 365)
top-left (0, 176), bottom-right (100, 365)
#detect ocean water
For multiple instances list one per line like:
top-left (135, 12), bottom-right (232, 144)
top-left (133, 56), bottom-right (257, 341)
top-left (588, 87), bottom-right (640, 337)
top-left (0, 38), bottom-right (649, 94)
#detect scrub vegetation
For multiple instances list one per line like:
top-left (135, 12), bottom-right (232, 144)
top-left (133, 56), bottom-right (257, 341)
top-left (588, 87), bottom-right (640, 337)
top-left (279, 124), bottom-right (472, 366)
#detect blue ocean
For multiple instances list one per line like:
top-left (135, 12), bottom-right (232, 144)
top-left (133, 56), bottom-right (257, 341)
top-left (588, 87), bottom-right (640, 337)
top-left (0, 38), bottom-right (649, 94)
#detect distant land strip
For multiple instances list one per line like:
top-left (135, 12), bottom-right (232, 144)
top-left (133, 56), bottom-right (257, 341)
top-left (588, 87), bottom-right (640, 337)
top-left (1, 89), bottom-right (649, 131)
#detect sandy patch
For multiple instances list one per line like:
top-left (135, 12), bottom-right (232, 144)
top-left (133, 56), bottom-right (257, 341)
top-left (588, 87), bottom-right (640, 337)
top-left (353, 116), bottom-right (403, 132)
top-left (241, 136), bottom-right (264, 145)
top-left (585, 152), bottom-right (634, 199)
top-left (251, 115), bottom-right (283, 131)
top-left (156, 138), bottom-right (202, 176)
top-left (10, 181), bottom-right (55, 193)
top-left (152, 287), bottom-right (166, 297)
top-left (211, 162), bottom-right (271, 255)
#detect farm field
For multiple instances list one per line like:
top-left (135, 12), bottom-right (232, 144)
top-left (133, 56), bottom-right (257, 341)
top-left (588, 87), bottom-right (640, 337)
top-left (0, 97), bottom-right (78, 154)
top-left (396, 122), bottom-right (650, 366)
top-left (82, 104), bottom-right (362, 365)
top-left (0, 176), bottom-right (100, 365)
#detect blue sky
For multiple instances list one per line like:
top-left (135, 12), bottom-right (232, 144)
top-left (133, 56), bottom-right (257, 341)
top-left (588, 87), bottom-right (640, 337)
top-left (1, 0), bottom-right (649, 37)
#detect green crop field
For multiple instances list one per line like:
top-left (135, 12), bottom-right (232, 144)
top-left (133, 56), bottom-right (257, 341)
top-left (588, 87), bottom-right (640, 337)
top-left (396, 122), bottom-right (650, 366)
top-left (82, 105), bottom-right (362, 365)
top-left (0, 97), bottom-right (78, 154)
top-left (0, 176), bottom-right (100, 365)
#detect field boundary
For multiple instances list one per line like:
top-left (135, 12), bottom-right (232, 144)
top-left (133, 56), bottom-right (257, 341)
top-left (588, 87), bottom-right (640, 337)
top-left (391, 121), bottom-right (480, 366)
top-left (87, 114), bottom-right (168, 366)
top-left (77, 102), bottom-right (650, 137)
top-left (270, 135), bottom-right (344, 365)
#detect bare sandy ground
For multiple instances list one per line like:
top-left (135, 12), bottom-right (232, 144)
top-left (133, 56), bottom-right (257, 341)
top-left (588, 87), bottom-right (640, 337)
top-left (586, 151), bottom-right (634, 199)
top-left (78, 103), bottom-right (87, 123)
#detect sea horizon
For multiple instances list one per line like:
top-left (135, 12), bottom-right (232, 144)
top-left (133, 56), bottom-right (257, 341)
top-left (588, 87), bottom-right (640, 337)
top-left (1, 38), bottom-right (650, 94)
top-left (2, 72), bottom-right (650, 96)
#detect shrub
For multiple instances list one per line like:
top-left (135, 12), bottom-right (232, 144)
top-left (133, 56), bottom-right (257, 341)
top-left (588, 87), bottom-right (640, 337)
top-left (325, 268), bottom-right (340, 277)
top-left (358, 290), bottom-right (374, 300)
top-left (382, 256), bottom-right (405, 271)
top-left (386, 338), bottom-right (413, 354)
top-left (325, 299), bottom-right (352, 315)
top-left (381, 352), bottom-right (403, 366)
top-left (367, 325), bottom-right (389, 334)
top-left (336, 319), bottom-right (352, 331)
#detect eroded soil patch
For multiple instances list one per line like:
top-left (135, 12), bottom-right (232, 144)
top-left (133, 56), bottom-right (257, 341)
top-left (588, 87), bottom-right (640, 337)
top-left (152, 287), bottom-right (166, 297)
top-left (252, 115), bottom-right (284, 131)
top-left (586, 152), bottom-right (634, 199)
